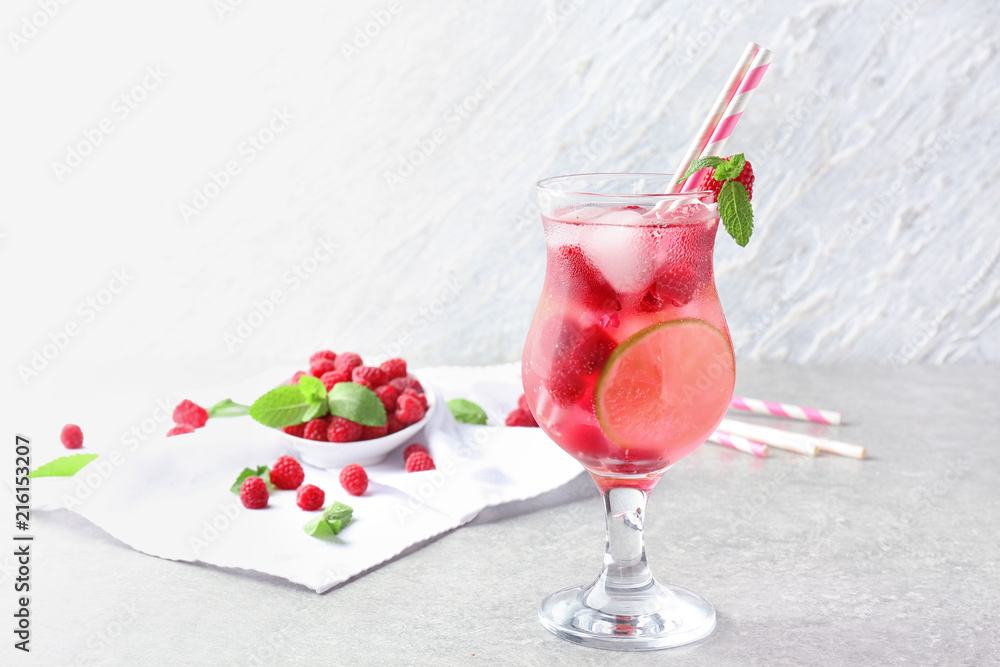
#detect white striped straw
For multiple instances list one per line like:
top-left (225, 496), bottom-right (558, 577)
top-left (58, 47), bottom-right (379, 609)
top-left (708, 430), bottom-right (768, 457)
top-left (720, 418), bottom-right (867, 460)
top-left (730, 396), bottom-right (843, 425)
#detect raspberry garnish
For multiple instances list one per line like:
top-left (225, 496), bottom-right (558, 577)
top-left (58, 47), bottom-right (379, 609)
top-left (375, 384), bottom-right (401, 413)
top-left (320, 369), bottom-right (351, 391)
top-left (296, 484), bottom-right (325, 511)
top-left (309, 350), bottom-right (337, 366)
top-left (239, 476), bottom-right (269, 509)
top-left (339, 464), bottom-right (369, 496)
top-left (327, 416), bottom-right (363, 442)
top-left (403, 443), bottom-right (428, 460)
top-left (405, 452), bottom-right (436, 472)
top-left (379, 358), bottom-right (407, 381)
top-left (283, 423), bottom-right (306, 438)
top-left (352, 365), bottom-right (387, 389)
top-left (698, 157), bottom-right (754, 202)
top-left (303, 418), bottom-right (329, 441)
top-left (173, 399), bottom-right (209, 428)
top-left (505, 408), bottom-right (538, 427)
top-left (394, 393), bottom-right (426, 425)
top-left (333, 352), bottom-right (363, 373)
top-left (166, 424), bottom-right (195, 437)
top-left (270, 455), bottom-right (305, 490)
top-left (60, 424), bottom-right (84, 449)
top-left (310, 358), bottom-right (337, 378)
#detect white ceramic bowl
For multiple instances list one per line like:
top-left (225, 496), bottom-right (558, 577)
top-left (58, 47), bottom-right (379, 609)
top-left (275, 372), bottom-right (436, 469)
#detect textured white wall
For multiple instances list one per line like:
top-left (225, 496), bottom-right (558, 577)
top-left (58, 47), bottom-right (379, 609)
top-left (3, 0), bottom-right (998, 399)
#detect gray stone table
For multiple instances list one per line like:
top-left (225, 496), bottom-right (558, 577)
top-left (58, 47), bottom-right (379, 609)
top-left (18, 364), bottom-right (1000, 665)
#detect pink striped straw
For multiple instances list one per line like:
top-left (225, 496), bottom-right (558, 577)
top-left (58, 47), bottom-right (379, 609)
top-left (709, 430), bottom-right (768, 458)
top-left (730, 396), bottom-right (843, 425)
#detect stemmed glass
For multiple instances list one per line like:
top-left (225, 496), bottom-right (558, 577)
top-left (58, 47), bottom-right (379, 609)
top-left (521, 174), bottom-right (735, 650)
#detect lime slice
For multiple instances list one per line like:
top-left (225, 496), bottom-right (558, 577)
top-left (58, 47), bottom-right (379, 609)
top-left (595, 318), bottom-right (734, 450)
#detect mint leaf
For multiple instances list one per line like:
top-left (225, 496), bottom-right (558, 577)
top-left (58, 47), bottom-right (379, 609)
top-left (208, 398), bottom-right (250, 419)
top-left (249, 384), bottom-right (327, 428)
top-left (28, 453), bottom-right (98, 478)
top-left (304, 515), bottom-right (336, 537)
top-left (297, 375), bottom-right (326, 403)
top-left (718, 180), bottom-right (754, 247)
top-left (328, 382), bottom-right (386, 427)
top-left (676, 156), bottom-right (728, 183)
top-left (712, 153), bottom-right (745, 181)
top-left (448, 398), bottom-right (487, 425)
top-left (230, 466), bottom-right (275, 494)
top-left (324, 501), bottom-right (354, 524)
top-left (304, 501), bottom-right (354, 538)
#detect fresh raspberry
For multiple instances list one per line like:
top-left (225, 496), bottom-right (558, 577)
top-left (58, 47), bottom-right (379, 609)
top-left (270, 455), bottom-right (305, 490)
top-left (517, 394), bottom-right (529, 412)
top-left (239, 477), bottom-right (268, 509)
top-left (405, 452), bottom-right (436, 472)
top-left (395, 393), bottom-right (426, 425)
top-left (310, 358), bottom-right (337, 378)
top-left (352, 365), bottom-right (387, 389)
top-left (553, 245), bottom-right (622, 313)
top-left (389, 376), bottom-right (424, 394)
top-left (303, 418), bottom-right (329, 441)
top-left (402, 387), bottom-right (429, 410)
top-left (166, 424), bottom-right (195, 437)
top-left (334, 352), bottom-right (363, 373)
top-left (296, 484), bottom-right (325, 510)
top-left (403, 443), bottom-right (428, 460)
top-left (361, 424), bottom-right (388, 440)
top-left (698, 158), bottom-right (754, 202)
top-left (386, 414), bottom-right (406, 434)
top-left (173, 400), bottom-right (209, 428)
top-left (327, 416), bottom-right (363, 442)
top-left (320, 369), bottom-right (352, 391)
top-left (505, 408), bottom-right (538, 427)
top-left (60, 424), bottom-right (84, 449)
top-left (570, 325), bottom-right (616, 375)
top-left (291, 370), bottom-right (307, 383)
top-left (380, 358), bottom-right (407, 381)
top-left (339, 464), bottom-right (368, 496)
top-left (309, 350), bottom-right (337, 366)
top-left (640, 264), bottom-right (699, 310)
top-left (283, 423), bottom-right (306, 438)
top-left (546, 324), bottom-right (615, 407)
top-left (375, 384), bottom-right (401, 413)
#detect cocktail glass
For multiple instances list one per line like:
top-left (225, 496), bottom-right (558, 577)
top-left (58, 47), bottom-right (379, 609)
top-left (522, 173), bottom-right (736, 650)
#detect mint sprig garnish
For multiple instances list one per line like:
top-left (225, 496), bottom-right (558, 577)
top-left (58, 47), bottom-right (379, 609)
top-left (677, 152), bottom-right (755, 247)
top-left (304, 501), bottom-right (354, 538)
top-left (230, 466), bottom-right (276, 493)
top-left (447, 398), bottom-right (487, 425)
top-left (28, 453), bottom-right (98, 478)
top-left (208, 398), bottom-right (250, 418)
top-left (327, 382), bottom-right (387, 427)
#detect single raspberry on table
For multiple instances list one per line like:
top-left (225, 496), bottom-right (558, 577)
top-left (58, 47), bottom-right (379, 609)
top-left (334, 352), bottom-right (363, 373)
top-left (403, 443), bottom-right (428, 460)
top-left (395, 394), bottom-right (426, 425)
top-left (517, 395), bottom-right (529, 412)
top-left (505, 408), bottom-right (538, 427)
top-left (296, 484), bottom-right (325, 511)
top-left (380, 358), bottom-right (407, 381)
top-left (698, 158), bottom-right (754, 202)
top-left (310, 358), bottom-right (337, 378)
top-left (375, 384), bottom-right (401, 413)
top-left (405, 452), bottom-right (436, 472)
top-left (386, 414), bottom-right (406, 434)
top-left (352, 365), bottom-right (387, 389)
top-left (320, 369), bottom-right (352, 391)
top-left (303, 418), bottom-right (329, 441)
top-left (389, 376), bottom-right (424, 394)
top-left (283, 423), bottom-right (306, 438)
top-left (309, 350), bottom-right (337, 366)
top-left (361, 424), bottom-right (388, 440)
top-left (327, 416), bottom-right (363, 442)
top-left (339, 464), bottom-right (368, 496)
top-left (270, 455), bottom-right (305, 490)
top-left (173, 400), bottom-right (209, 428)
top-left (240, 476), bottom-right (269, 509)
top-left (166, 424), bottom-right (195, 437)
top-left (60, 424), bottom-right (84, 449)
top-left (402, 387), bottom-right (428, 410)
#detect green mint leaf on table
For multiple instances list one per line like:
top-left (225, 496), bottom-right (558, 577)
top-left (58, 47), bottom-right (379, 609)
top-left (447, 398), bottom-right (487, 425)
top-left (718, 180), bottom-right (754, 247)
top-left (208, 398), bottom-right (250, 419)
top-left (304, 501), bottom-right (354, 538)
top-left (28, 453), bottom-right (98, 478)
top-left (249, 384), bottom-right (328, 428)
top-left (676, 156), bottom-right (728, 183)
top-left (327, 382), bottom-right (386, 427)
top-left (230, 466), bottom-right (275, 493)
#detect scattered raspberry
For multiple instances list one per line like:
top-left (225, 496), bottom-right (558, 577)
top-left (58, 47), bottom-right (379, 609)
top-left (166, 424), bottom-right (195, 437)
top-left (379, 358), bottom-right (407, 381)
top-left (327, 416), bottom-right (363, 442)
top-left (320, 369), bottom-right (352, 391)
top-left (405, 452), bottom-right (436, 472)
top-left (296, 484), bottom-right (325, 510)
top-left (303, 418), bottom-right (329, 441)
top-left (239, 477), bottom-right (268, 509)
top-left (402, 388), bottom-right (429, 410)
top-left (334, 352), bottom-right (363, 373)
top-left (291, 370), bottom-right (307, 383)
top-left (310, 358), bottom-right (337, 378)
top-left (352, 365), bottom-right (387, 389)
top-left (506, 408), bottom-right (538, 427)
top-left (361, 424), bottom-right (388, 440)
top-left (375, 384), bottom-right (401, 413)
top-left (60, 424), bottom-right (84, 449)
top-left (395, 393), bottom-right (426, 425)
top-left (339, 464), bottom-right (368, 496)
top-left (173, 399), bottom-right (209, 428)
top-left (517, 394), bottom-right (529, 412)
top-left (309, 350), bottom-right (337, 366)
top-left (283, 423), bottom-right (306, 438)
top-left (270, 455), bottom-right (305, 490)
top-left (403, 443), bottom-right (428, 460)
top-left (698, 158), bottom-right (754, 202)
top-left (386, 414), bottom-right (406, 434)
top-left (553, 245), bottom-right (622, 313)
top-left (389, 376), bottom-right (424, 394)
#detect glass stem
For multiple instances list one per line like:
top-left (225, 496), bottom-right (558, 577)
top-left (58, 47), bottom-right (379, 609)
top-left (591, 486), bottom-right (655, 603)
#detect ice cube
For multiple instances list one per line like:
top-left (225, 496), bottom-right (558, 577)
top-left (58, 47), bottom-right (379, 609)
top-left (578, 221), bottom-right (654, 294)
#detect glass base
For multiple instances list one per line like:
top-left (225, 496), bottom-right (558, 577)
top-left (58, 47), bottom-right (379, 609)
top-left (538, 577), bottom-right (716, 651)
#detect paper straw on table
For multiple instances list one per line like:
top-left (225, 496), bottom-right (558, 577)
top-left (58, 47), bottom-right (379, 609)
top-left (720, 418), bottom-right (867, 459)
top-left (708, 430), bottom-right (768, 458)
top-left (730, 396), bottom-right (843, 425)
